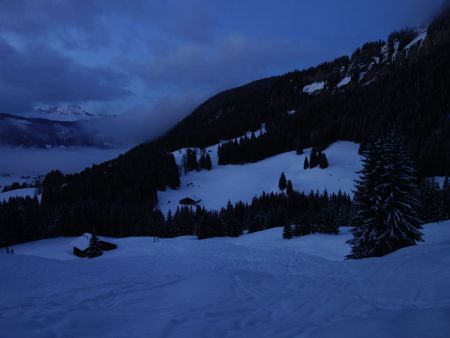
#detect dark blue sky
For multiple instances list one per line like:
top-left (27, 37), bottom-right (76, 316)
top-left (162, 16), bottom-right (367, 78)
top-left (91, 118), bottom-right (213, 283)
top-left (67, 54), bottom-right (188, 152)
top-left (0, 0), bottom-right (445, 123)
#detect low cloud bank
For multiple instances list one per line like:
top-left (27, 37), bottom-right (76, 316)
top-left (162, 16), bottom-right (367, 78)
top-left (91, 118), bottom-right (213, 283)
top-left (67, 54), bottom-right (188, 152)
top-left (0, 146), bottom-right (129, 176)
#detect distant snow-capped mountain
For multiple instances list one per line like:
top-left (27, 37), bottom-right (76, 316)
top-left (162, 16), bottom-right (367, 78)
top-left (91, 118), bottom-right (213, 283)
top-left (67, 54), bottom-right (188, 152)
top-left (25, 105), bottom-right (107, 122)
top-left (0, 113), bottom-right (102, 148)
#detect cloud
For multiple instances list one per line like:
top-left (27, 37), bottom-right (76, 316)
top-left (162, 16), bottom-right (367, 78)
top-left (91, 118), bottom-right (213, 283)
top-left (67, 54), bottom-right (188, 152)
top-left (130, 34), bottom-right (308, 93)
top-left (0, 38), bottom-right (131, 114)
top-left (83, 94), bottom-right (202, 146)
top-left (0, 0), bottom-right (446, 132)
top-left (0, 0), bottom-right (216, 48)
top-left (0, 146), bottom-right (129, 176)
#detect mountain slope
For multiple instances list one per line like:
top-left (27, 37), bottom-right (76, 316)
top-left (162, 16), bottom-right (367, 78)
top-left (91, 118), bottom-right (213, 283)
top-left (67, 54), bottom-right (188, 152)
top-left (158, 141), bottom-right (360, 214)
top-left (156, 12), bottom-right (450, 175)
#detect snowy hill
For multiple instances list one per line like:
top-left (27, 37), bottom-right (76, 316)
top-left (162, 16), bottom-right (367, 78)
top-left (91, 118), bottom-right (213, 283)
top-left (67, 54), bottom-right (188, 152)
top-left (1, 221), bottom-right (449, 338)
top-left (158, 141), bottom-right (361, 214)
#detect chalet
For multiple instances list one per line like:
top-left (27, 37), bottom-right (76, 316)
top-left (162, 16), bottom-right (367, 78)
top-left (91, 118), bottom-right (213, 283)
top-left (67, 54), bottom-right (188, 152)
top-left (72, 233), bottom-right (117, 258)
top-left (179, 197), bottom-right (201, 206)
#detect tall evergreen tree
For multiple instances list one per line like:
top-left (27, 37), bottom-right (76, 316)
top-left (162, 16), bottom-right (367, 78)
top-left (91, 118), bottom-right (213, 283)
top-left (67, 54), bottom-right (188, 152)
top-left (278, 172), bottom-right (287, 191)
top-left (87, 231), bottom-right (103, 258)
top-left (319, 152), bottom-right (329, 168)
top-left (286, 180), bottom-right (294, 195)
top-left (205, 153), bottom-right (212, 171)
top-left (283, 224), bottom-right (293, 239)
top-left (419, 178), bottom-right (444, 223)
top-left (348, 134), bottom-right (422, 259)
top-left (304, 156), bottom-right (309, 169)
top-left (310, 151), bottom-right (318, 168)
top-left (443, 176), bottom-right (450, 219)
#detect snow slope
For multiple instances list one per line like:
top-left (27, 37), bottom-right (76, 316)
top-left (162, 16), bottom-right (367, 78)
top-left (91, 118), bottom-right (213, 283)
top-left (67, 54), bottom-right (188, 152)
top-left (1, 221), bottom-right (450, 338)
top-left (303, 81), bottom-right (325, 94)
top-left (0, 187), bottom-right (38, 202)
top-left (337, 76), bottom-right (351, 88)
top-left (159, 141), bottom-right (361, 214)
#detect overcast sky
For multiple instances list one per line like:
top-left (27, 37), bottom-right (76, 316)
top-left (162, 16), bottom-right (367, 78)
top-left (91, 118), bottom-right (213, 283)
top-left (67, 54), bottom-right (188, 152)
top-left (0, 0), bottom-right (445, 123)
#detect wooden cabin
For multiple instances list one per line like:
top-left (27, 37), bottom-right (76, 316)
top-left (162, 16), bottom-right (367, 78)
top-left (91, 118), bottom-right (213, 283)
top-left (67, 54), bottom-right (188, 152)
top-left (72, 233), bottom-right (118, 258)
top-left (179, 197), bottom-right (201, 206)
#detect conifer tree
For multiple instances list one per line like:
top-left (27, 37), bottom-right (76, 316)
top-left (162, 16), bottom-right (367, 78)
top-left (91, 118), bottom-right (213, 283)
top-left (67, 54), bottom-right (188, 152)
top-left (304, 156), bottom-right (309, 169)
top-left (319, 152), bottom-right (329, 168)
top-left (443, 176), bottom-right (450, 219)
top-left (310, 151), bottom-right (318, 168)
top-left (87, 231), bottom-right (103, 258)
top-left (286, 180), bottom-right (294, 195)
top-left (283, 224), bottom-right (293, 239)
top-left (348, 134), bottom-right (423, 259)
top-left (419, 178), bottom-right (444, 223)
top-left (205, 153), bottom-right (212, 171)
top-left (278, 172), bottom-right (287, 191)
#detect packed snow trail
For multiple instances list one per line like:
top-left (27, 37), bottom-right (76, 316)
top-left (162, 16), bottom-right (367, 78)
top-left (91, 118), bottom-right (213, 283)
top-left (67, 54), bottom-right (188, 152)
top-left (1, 222), bottom-right (450, 338)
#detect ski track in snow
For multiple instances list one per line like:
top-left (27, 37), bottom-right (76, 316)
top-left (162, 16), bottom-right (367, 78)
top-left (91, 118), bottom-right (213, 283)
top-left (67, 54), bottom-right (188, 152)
top-left (1, 221), bottom-right (450, 338)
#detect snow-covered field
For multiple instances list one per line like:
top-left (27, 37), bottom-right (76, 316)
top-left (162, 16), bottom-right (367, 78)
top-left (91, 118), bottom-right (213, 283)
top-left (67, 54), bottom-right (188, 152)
top-left (159, 141), bottom-right (361, 214)
top-left (1, 221), bottom-right (449, 338)
top-left (0, 175), bottom-right (40, 202)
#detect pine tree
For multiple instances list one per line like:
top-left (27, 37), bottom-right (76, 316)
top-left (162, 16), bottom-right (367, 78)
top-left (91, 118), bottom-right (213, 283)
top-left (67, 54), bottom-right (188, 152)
top-left (87, 231), bottom-right (103, 258)
top-left (283, 224), bottom-right (293, 239)
top-left (278, 172), bottom-right (287, 191)
top-left (304, 156), bottom-right (309, 169)
top-left (348, 134), bottom-right (422, 259)
top-left (286, 180), bottom-right (294, 195)
top-left (319, 152), bottom-right (329, 168)
top-left (310, 151), bottom-right (318, 168)
top-left (443, 177), bottom-right (450, 219)
top-left (419, 178), bottom-right (444, 223)
top-left (205, 153), bottom-right (212, 171)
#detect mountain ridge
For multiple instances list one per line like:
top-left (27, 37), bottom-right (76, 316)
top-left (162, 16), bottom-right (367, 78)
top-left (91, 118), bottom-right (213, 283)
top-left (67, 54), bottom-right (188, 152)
top-left (150, 12), bottom-right (450, 176)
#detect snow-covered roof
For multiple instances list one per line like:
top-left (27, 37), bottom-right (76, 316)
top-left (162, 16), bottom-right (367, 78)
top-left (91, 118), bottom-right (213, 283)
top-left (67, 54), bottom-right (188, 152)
top-left (70, 233), bottom-right (93, 251)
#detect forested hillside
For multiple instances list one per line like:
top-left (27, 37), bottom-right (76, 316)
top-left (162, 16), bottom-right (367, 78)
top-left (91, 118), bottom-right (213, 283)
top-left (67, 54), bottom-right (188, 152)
top-left (158, 9), bottom-right (450, 176)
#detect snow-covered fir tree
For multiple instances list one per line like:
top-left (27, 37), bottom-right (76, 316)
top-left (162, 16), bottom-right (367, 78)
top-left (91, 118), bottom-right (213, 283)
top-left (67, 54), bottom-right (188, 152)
top-left (348, 134), bottom-right (422, 259)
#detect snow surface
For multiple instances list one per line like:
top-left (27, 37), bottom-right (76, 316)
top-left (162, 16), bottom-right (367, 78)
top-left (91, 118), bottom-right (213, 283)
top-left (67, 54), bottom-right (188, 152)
top-left (159, 141), bottom-right (361, 214)
top-left (405, 29), bottom-right (428, 54)
top-left (0, 187), bottom-right (38, 202)
top-left (1, 221), bottom-right (450, 338)
top-left (337, 76), bottom-right (351, 88)
top-left (391, 40), bottom-right (400, 62)
top-left (303, 81), bottom-right (325, 94)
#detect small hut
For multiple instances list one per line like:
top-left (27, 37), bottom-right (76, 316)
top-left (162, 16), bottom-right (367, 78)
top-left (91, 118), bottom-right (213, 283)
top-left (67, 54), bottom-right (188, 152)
top-left (179, 197), bottom-right (201, 206)
top-left (72, 233), bottom-right (118, 258)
